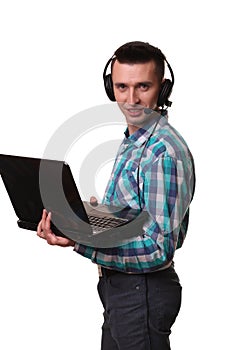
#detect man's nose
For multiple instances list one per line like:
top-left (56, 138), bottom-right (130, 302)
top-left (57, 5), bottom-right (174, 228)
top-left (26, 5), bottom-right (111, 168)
top-left (127, 88), bottom-right (140, 104)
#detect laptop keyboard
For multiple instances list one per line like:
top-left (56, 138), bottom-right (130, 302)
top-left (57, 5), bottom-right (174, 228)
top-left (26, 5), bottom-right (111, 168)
top-left (88, 215), bottom-right (128, 229)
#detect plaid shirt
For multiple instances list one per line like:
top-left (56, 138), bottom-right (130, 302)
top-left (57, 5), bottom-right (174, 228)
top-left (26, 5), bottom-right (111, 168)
top-left (74, 114), bottom-right (195, 273)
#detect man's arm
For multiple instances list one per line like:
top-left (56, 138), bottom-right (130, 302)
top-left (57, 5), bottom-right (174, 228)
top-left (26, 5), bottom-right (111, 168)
top-left (73, 155), bottom-right (195, 273)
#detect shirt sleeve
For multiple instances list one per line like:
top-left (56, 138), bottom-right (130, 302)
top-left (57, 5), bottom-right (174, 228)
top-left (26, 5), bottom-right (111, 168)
top-left (73, 155), bottom-right (195, 273)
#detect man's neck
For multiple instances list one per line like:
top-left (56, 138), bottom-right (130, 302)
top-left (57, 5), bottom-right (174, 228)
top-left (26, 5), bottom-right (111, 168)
top-left (128, 125), bottom-right (140, 136)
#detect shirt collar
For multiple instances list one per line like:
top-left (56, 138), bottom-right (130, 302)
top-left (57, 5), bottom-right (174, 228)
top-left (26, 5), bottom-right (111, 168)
top-left (123, 111), bottom-right (168, 148)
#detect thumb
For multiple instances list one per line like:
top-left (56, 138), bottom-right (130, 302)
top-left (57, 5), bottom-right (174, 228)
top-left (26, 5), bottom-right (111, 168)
top-left (90, 196), bottom-right (98, 206)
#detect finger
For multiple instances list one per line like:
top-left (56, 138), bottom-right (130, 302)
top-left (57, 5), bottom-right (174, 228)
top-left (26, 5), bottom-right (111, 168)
top-left (90, 196), bottom-right (98, 206)
top-left (37, 219), bottom-right (42, 236)
top-left (45, 211), bottom-right (52, 232)
top-left (41, 209), bottom-right (48, 231)
top-left (37, 214), bottom-right (47, 239)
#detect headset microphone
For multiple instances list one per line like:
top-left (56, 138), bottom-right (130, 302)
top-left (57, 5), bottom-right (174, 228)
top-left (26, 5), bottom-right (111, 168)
top-left (144, 108), bottom-right (154, 115)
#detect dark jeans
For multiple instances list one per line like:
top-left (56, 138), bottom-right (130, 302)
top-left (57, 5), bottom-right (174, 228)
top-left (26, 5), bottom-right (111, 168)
top-left (97, 264), bottom-right (182, 350)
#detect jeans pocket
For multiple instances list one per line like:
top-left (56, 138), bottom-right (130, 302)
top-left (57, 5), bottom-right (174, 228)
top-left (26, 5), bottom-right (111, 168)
top-left (149, 284), bottom-right (182, 334)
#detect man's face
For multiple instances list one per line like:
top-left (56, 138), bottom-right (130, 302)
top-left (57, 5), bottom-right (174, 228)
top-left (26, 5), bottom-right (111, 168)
top-left (112, 59), bottom-right (161, 134)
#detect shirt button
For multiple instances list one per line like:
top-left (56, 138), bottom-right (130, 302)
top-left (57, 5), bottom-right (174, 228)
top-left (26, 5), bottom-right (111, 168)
top-left (136, 285), bottom-right (140, 290)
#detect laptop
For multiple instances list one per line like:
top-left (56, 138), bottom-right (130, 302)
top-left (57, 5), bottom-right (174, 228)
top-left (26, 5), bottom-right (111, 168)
top-left (0, 154), bottom-right (147, 247)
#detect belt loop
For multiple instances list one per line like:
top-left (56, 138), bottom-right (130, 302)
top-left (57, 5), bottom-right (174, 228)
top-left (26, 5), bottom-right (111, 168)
top-left (98, 265), bottom-right (103, 277)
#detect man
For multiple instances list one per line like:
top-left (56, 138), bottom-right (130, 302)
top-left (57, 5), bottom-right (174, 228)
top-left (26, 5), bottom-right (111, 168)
top-left (37, 41), bottom-right (195, 349)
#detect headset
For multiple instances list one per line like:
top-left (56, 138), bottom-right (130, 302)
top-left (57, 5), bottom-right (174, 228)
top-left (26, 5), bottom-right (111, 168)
top-left (103, 48), bottom-right (175, 109)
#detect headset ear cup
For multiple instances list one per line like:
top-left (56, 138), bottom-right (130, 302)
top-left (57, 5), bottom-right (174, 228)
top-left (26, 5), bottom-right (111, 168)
top-left (104, 74), bottom-right (116, 102)
top-left (157, 79), bottom-right (173, 107)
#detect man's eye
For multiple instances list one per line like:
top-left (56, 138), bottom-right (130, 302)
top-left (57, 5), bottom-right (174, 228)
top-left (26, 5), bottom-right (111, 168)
top-left (139, 83), bottom-right (149, 90)
top-left (118, 84), bottom-right (126, 90)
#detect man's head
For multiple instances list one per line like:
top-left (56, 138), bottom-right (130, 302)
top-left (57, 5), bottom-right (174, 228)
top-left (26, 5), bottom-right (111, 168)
top-left (103, 41), bottom-right (174, 134)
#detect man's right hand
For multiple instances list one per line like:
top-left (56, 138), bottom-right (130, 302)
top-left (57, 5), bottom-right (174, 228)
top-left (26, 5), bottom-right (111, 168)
top-left (37, 209), bottom-right (75, 247)
top-left (37, 196), bottom-right (98, 247)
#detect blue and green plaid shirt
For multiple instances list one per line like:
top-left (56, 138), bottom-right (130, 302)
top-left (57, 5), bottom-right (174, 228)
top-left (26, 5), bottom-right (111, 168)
top-left (74, 114), bottom-right (195, 273)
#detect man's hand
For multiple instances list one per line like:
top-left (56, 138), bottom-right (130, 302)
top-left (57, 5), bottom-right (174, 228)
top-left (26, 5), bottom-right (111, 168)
top-left (90, 196), bottom-right (98, 206)
top-left (37, 209), bottom-right (75, 247)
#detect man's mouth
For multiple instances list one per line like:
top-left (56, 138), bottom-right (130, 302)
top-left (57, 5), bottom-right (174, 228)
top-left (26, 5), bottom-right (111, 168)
top-left (126, 108), bottom-right (144, 117)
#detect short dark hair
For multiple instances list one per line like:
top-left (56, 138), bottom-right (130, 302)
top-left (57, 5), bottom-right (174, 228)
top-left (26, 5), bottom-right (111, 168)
top-left (112, 41), bottom-right (165, 82)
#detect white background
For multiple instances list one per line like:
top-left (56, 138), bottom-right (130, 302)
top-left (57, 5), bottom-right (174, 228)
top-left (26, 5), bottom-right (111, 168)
top-left (0, 0), bottom-right (232, 349)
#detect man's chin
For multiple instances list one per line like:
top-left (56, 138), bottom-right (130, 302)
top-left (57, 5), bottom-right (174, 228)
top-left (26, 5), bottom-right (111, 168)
top-left (125, 114), bottom-right (149, 127)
